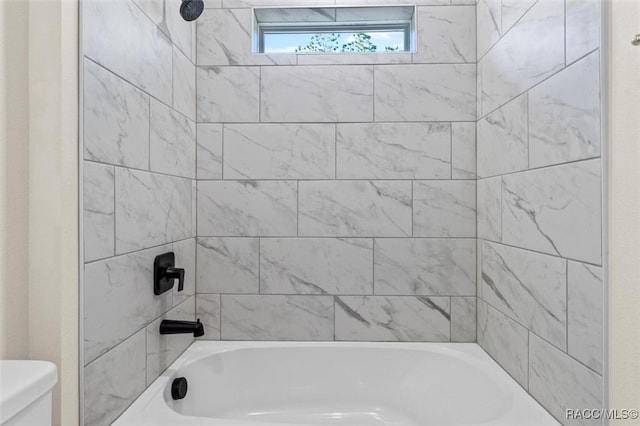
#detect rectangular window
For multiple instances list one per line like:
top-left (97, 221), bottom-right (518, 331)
top-left (253, 6), bottom-right (416, 54)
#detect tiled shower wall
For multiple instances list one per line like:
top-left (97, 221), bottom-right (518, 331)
top-left (81, 0), bottom-right (197, 424)
top-left (193, 1), bottom-right (479, 342)
top-left (475, 0), bottom-right (604, 424)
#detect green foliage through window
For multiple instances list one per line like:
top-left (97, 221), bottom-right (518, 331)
top-left (295, 33), bottom-right (400, 53)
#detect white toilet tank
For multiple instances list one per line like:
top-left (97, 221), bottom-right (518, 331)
top-left (0, 361), bottom-right (57, 425)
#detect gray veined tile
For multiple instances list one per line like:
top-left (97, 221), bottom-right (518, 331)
top-left (83, 162), bottom-right (115, 262)
top-left (414, 6), bottom-right (476, 63)
top-left (374, 239), bottom-right (476, 296)
top-left (477, 300), bottom-right (528, 388)
top-left (451, 122), bottom-right (476, 179)
top-left (260, 238), bottom-right (373, 295)
top-left (224, 124), bottom-right (335, 179)
top-left (197, 181), bottom-right (297, 236)
top-left (83, 59), bottom-right (150, 169)
top-left (413, 180), bottom-right (476, 238)
top-left (196, 237), bottom-right (259, 294)
top-left (451, 297), bottom-right (476, 342)
top-left (115, 168), bottom-right (192, 254)
top-left (297, 52), bottom-right (412, 66)
top-left (146, 296), bottom-right (195, 385)
top-left (84, 330), bottom-right (146, 426)
top-left (173, 47), bottom-right (196, 121)
top-left (568, 262), bottom-right (603, 374)
top-left (172, 238), bottom-right (196, 305)
top-left (566, 0), bottom-right (601, 65)
top-left (501, 159), bottom-right (602, 264)
top-left (196, 294), bottom-right (221, 340)
top-left (477, 0), bottom-right (501, 58)
top-left (261, 66), bottom-right (374, 122)
top-left (84, 244), bottom-right (173, 364)
top-left (197, 66), bottom-right (260, 122)
top-left (298, 181), bottom-right (412, 237)
top-left (221, 295), bottom-right (334, 340)
top-left (529, 52), bottom-right (601, 168)
top-left (336, 123), bottom-right (451, 180)
top-left (477, 93), bottom-right (528, 178)
top-left (375, 64), bottom-right (476, 122)
top-left (477, 176), bottom-right (502, 241)
top-left (84, 0), bottom-right (173, 104)
top-left (501, 0), bottom-right (537, 33)
top-left (150, 99), bottom-right (196, 179)
top-left (529, 333), bottom-right (603, 426)
top-left (197, 8), bottom-right (296, 66)
top-left (164, 0), bottom-right (196, 60)
top-left (335, 296), bottom-right (451, 342)
top-left (481, 242), bottom-right (567, 350)
top-left (197, 124), bottom-right (223, 179)
top-left (478, 0), bottom-right (565, 116)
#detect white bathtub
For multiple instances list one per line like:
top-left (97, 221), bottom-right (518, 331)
top-left (114, 341), bottom-right (560, 426)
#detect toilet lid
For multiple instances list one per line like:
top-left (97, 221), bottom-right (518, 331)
top-left (0, 360), bottom-right (57, 424)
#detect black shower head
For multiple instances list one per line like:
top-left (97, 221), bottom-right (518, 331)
top-left (180, 0), bottom-right (204, 22)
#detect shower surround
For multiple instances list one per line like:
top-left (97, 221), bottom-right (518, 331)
top-left (80, 0), bottom-right (604, 425)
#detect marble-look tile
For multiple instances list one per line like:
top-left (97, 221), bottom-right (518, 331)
top-left (84, 162), bottom-right (115, 262)
top-left (84, 330), bottom-right (146, 426)
top-left (336, 123), bottom-right (450, 179)
top-left (146, 296), bottom-right (195, 385)
top-left (481, 242), bottom-right (567, 350)
top-left (335, 296), bottom-right (450, 341)
top-left (451, 122), bottom-right (476, 179)
top-left (299, 181), bottom-right (411, 237)
top-left (477, 94), bottom-right (528, 177)
top-left (566, 0), bottom-right (601, 65)
top-left (83, 59), bottom-right (149, 169)
top-left (115, 168), bottom-right (192, 254)
top-left (198, 181), bottom-right (297, 236)
top-left (196, 237), bottom-right (259, 293)
top-left (529, 52), bottom-right (600, 168)
top-left (478, 0), bottom-right (565, 116)
top-left (261, 66), bottom-right (374, 122)
top-left (172, 238), bottom-right (196, 305)
top-left (173, 47), bottom-right (196, 121)
top-left (451, 297), bottom-right (476, 342)
top-left (298, 52), bottom-right (412, 65)
top-left (224, 124), bottom-right (335, 179)
top-left (260, 238), bottom-right (373, 295)
top-left (477, 0), bottom-right (501, 58)
top-left (414, 6), bottom-right (476, 63)
top-left (191, 180), bottom-right (197, 238)
top-left (375, 64), bottom-right (476, 122)
top-left (197, 8), bottom-right (296, 66)
top-left (84, 245), bottom-right (173, 364)
top-left (196, 294), bottom-right (221, 340)
top-left (413, 181), bottom-right (476, 238)
top-left (197, 66), bottom-right (260, 122)
top-left (568, 262), bottom-right (603, 374)
top-left (150, 99), bottom-right (196, 179)
top-left (502, 159), bottom-right (602, 264)
top-left (501, 0), bottom-right (537, 33)
top-left (224, 0), bottom-right (333, 7)
top-left (477, 176), bottom-right (502, 241)
top-left (84, 0), bottom-right (173, 104)
top-left (221, 295), bottom-right (334, 340)
top-left (339, 0), bottom-right (449, 5)
top-left (477, 300), bottom-right (528, 388)
top-left (374, 238), bottom-right (476, 296)
top-left (196, 124), bottom-right (223, 179)
top-left (529, 333), bottom-right (603, 425)
top-left (134, 0), bottom-right (195, 61)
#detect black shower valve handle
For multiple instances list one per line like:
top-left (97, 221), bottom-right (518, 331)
top-left (164, 267), bottom-right (185, 292)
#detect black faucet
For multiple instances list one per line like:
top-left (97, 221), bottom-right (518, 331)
top-left (160, 319), bottom-right (205, 337)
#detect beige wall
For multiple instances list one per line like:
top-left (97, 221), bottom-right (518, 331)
top-left (0, 0), bottom-right (31, 361)
top-left (0, 0), bottom-right (80, 425)
top-left (608, 0), bottom-right (640, 421)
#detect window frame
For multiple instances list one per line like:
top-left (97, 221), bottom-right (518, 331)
top-left (252, 5), bottom-right (417, 55)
